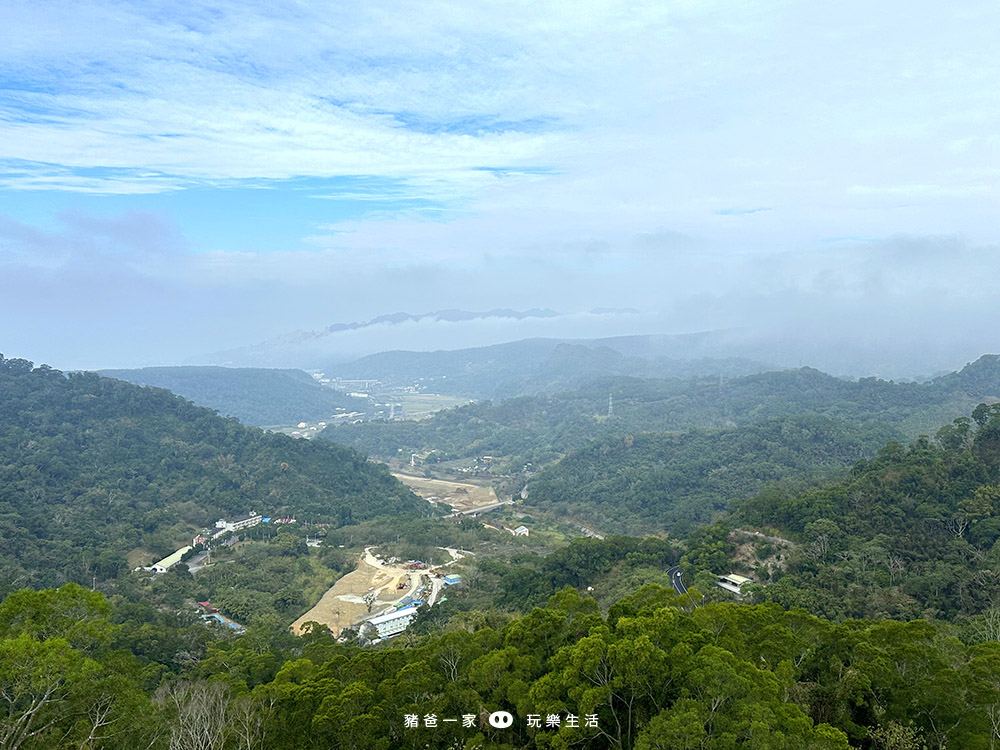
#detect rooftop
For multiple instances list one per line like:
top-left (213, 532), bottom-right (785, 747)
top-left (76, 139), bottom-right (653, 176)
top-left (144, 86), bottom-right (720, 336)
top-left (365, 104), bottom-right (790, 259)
top-left (367, 606), bottom-right (418, 626)
top-left (153, 546), bottom-right (192, 569)
top-left (719, 573), bottom-right (753, 585)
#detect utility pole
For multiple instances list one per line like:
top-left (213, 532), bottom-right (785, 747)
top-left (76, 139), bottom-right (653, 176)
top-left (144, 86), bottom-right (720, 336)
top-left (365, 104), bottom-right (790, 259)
top-left (607, 393), bottom-right (614, 418)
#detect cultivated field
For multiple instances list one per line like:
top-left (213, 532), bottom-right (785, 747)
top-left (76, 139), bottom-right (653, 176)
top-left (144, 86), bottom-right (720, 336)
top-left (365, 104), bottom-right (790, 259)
top-left (394, 393), bottom-right (470, 419)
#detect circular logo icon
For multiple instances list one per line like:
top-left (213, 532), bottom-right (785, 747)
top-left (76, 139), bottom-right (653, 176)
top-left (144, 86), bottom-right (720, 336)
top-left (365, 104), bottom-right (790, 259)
top-left (488, 711), bottom-right (514, 728)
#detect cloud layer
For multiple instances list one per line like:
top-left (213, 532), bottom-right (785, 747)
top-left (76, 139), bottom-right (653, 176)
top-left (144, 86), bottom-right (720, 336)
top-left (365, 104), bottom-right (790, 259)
top-left (1, 1), bottom-right (999, 371)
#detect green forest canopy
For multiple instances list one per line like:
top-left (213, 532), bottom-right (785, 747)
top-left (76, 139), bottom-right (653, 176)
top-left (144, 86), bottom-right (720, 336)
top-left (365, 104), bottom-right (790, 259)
top-left (322, 355), bottom-right (1000, 467)
top-left (0, 355), bottom-right (428, 592)
top-left (100, 365), bottom-right (366, 427)
top-left (525, 415), bottom-right (899, 534)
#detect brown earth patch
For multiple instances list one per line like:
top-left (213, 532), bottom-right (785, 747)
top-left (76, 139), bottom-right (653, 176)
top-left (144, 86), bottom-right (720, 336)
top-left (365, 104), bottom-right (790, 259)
top-left (392, 473), bottom-right (499, 512)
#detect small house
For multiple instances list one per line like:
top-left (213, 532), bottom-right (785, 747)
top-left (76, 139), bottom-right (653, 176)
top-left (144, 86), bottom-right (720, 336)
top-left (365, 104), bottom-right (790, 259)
top-left (716, 573), bottom-right (753, 596)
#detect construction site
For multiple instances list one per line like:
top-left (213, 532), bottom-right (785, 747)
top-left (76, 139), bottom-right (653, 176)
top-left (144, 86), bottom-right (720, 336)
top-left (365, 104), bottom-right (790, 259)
top-left (291, 546), bottom-right (466, 638)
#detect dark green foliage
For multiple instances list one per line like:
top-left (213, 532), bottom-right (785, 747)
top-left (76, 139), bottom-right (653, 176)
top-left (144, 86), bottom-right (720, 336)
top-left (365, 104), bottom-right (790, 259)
top-left (0, 584), bottom-right (163, 748)
top-left (738, 409), bottom-right (1000, 620)
top-left (324, 390), bottom-right (621, 466)
top-left (527, 415), bottom-right (899, 533)
top-left (321, 355), bottom-right (1000, 468)
top-left (0, 355), bottom-right (428, 592)
top-left (27, 584), bottom-right (995, 749)
top-left (492, 535), bottom-right (680, 610)
top-left (6, 552), bottom-right (1000, 748)
top-left (100, 365), bottom-right (365, 427)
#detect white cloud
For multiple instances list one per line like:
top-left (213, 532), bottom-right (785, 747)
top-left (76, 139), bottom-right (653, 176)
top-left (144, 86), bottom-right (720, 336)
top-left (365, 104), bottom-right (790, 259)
top-left (4, 0), bottom-right (994, 213)
top-left (2, 1), bottom-right (1000, 369)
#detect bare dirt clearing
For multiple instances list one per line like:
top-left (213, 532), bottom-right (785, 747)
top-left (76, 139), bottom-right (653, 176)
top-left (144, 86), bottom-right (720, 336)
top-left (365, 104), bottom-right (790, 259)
top-left (392, 473), bottom-right (499, 512)
top-left (291, 560), bottom-right (397, 635)
top-left (292, 546), bottom-right (465, 636)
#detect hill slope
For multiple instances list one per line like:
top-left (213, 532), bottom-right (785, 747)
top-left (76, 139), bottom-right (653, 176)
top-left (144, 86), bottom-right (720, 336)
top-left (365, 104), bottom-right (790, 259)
top-left (328, 337), bottom-right (773, 398)
top-left (524, 416), bottom-right (900, 534)
top-left (321, 355), bottom-right (1000, 467)
top-left (99, 366), bottom-right (365, 426)
top-left (0, 355), bottom-right (427, 592)
top-left (734, 404), bottom-right (1000, 621)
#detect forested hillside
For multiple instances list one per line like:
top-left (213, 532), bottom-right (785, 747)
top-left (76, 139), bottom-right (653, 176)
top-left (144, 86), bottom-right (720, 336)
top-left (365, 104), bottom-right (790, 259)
top-left (323, 388), bottom-right (617, 467)
top-left (322, 355), bottom-right (1000, 468)
top-left (0, 356), bottom-right (427, 592)
top-left (100, 365), bottom-right (365, 426)
top-left (5, 352), bottom-right (1000, 749)
top-left (525, 416), bottom-right (899, 534)
top-left (726, 404), bottom-right (1000, 622)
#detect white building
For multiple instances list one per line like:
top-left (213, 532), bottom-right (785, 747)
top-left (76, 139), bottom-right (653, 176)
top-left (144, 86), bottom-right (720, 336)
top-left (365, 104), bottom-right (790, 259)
top-left (151, 546), bottom-right (192, 574)
top-left (513, 525), bottom-right (529, 536)
top-left (361, 606), bottom-right (418, 639)
top-left (716, 573), bottom-right (753, 595)
top-left (213, 511), bottom-right (262, 537)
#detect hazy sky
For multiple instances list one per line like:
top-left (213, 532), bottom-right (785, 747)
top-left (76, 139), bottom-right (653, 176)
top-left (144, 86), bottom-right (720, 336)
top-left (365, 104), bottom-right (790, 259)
top-left (1, 0), bottom-right (999, 370)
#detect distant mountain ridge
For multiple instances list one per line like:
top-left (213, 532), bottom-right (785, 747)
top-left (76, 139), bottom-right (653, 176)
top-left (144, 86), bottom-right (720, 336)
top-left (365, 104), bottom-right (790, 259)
top-left (192, 304), bottom-right (998, 380)
top-left (321, 354), bottom-right (1000, 467)
top-left (201, 308), bottom-right (563, 366)
top-left (99, 366), bottom-right (366, 427)
top-left (324, 336), bottom-right (1000, 400)
top-left (325, 334), bottom-right (775, 399)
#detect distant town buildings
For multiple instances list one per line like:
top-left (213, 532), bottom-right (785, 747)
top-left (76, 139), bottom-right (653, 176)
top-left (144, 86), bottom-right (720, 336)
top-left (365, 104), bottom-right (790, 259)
top-left (327, 378), bottom-right (383, 392)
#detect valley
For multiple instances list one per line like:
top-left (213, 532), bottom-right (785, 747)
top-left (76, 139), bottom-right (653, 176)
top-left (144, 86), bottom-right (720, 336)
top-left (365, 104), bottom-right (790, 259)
top-left (5, 6), bottom-right (996, 745)
top-left (6, 351), bottom-right (1000, 749)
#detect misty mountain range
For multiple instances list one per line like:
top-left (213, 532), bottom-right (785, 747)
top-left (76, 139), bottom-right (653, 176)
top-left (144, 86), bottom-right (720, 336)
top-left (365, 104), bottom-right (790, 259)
top-left (200, 307), bottom-right (570, 367)
top-left (188, 306), bottom-right (991, 382)
top-left (325, 337), bottom-right (775, 399)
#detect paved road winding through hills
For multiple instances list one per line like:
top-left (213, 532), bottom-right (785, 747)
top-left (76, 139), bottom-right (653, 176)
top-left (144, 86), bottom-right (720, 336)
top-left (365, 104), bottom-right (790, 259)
top-left (667, 565), bottom-right (687, 595)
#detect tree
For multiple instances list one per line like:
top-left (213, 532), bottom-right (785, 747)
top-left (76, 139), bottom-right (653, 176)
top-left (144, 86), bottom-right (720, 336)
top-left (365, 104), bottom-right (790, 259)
top-left (0, 635), bottom-right (100, 750)
top-left (154, 681), bottom-right (231, 750)
top-left (363, 592), bottom-right (377, 614)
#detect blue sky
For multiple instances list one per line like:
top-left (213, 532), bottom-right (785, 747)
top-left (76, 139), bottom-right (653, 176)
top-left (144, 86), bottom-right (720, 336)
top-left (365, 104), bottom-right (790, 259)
top-left (1, 0), bottom-right (999, 370)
